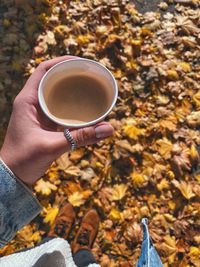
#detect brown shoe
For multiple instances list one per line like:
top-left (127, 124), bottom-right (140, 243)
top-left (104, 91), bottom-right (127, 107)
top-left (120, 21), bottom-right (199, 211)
top-left (72, 209), bottom-right (100, 254)
top-left (48, 202), bottom-right (75, 239)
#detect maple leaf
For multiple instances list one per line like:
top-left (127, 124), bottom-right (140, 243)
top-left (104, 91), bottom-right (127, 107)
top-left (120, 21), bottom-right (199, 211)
top-left (167, 70), bottom-right (179, 80)
top-left (68, 192), bottom-right (85, 207)
top-left (188, 246), bottom-right (200, 261)
top-left (156, 137), bottom-right (173, 160)
top-left (176, 15), bottom-right (200, 35)
top-left (193, 91), bottom-right (200, 108)
top-left (68, 190), bottom-right (92, 207)
top-left (43, 207), bottom-right (59, 225)
top-left (109, 208), bottom-right (122, 221)
top-left (131, 171), bottom-right (147, 188)
top-left (172, 180), bottom-right (195, 200)
top-left (34, 179), bottom-right (57, 196)
top-left (56, 152), bottom-right (72, 170)
top-left (123, 125), bottom-right (145, 140)
top-left (160, 119), bottom-right (177, 131)
top-left (186, 111), bottom-right (200, 127)
top-left (64, 166), bottom-right (82, 177)
top-left (171, 152), bottom-right (191, 176)
top-left (189, 144), bottom-right (200, 165)
top-left (157, 178), bottom-right (169, 191)
top-left (124, 222), bottom-right (142, 244)
top-left (112, 184), bottom-right (128, 201)
top-left (161, 235), bottom-right (177, 258)
top-left (177, 62), bottom-right (191, 72)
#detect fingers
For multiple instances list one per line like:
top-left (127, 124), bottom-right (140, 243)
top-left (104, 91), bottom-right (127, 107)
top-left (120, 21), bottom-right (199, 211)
top-left (24, 55), bottom-right (78, 95)
top-left (49, 122), bottom-right (114, 156)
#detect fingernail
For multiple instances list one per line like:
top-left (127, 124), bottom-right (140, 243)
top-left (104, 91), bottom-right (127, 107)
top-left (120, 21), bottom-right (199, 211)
top-left (95, 124), bottom-right (114, 139)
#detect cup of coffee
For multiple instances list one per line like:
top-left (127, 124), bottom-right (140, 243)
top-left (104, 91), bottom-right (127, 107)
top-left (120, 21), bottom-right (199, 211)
top-left (38, 58), bottom-right (118, 128)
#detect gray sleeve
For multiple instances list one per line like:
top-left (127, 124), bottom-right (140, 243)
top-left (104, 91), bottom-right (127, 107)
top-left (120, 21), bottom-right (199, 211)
top-left (0, 159), bottom-right (42, 248)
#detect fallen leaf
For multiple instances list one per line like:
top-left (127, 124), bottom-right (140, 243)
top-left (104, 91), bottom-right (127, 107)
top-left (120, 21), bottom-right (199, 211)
top-left (35, 179), bottom-right (57, 196)
top-left (156, 138), bottom-right (173, 160)
top-left (112, 184), bottom-right (128, 201)
top-left (43, 207), bottom-right (59, 225)
top-left (123, 125), bottom-right (145, 140)
top-left (172, 180), bottom-right (195, 200)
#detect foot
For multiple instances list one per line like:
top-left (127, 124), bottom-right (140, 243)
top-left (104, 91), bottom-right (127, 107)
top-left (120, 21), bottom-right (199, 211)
top-left (72, 209), bottom-right (100, 254)
top-left (48, 202), bottom-right (75, 239)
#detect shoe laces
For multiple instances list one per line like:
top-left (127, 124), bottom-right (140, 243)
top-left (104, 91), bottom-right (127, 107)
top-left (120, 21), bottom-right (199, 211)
top-left (77, 228), bottom-right (91, 246)
top-left (54, 221), bottom-right (70, 236)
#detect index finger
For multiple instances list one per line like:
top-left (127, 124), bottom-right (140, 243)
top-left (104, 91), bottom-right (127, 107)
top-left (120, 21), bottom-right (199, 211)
top-left (24, 55), bottom-right (78, 95)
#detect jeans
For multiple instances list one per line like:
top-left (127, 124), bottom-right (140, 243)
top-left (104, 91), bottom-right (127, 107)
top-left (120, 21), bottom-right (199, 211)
top-left (137, 219), bottom-right (163, 267)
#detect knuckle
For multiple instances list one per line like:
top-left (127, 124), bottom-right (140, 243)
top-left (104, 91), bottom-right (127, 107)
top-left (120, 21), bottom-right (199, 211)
top-left (76, 128), bottom-right (90, 146)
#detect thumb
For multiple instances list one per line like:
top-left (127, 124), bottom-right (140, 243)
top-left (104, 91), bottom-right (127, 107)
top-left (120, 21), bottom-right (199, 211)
top-left (49, 122), bottom-right (114, 156)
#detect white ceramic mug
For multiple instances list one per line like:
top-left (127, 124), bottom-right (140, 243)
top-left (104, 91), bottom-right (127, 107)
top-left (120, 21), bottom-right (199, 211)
top-left (38, 58), bottom-right (118, 128)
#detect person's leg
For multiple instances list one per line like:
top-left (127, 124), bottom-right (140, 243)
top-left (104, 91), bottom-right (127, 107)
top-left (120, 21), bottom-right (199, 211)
top-left (72, 209), bottom-right (100, 267)
top-left (14, 203), bottom-right (75, 254)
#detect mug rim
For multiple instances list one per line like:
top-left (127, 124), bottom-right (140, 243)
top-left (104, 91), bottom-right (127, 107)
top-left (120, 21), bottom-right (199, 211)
top-left (38, 58), bottom-right (118, 128)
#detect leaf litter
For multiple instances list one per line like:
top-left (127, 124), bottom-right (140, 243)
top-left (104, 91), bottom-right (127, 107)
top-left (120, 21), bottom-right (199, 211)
top-left (0, 0), bottom-right (200, 266)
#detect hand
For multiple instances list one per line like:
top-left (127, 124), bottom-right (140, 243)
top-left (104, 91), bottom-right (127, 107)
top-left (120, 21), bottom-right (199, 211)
top-left (0, 56), bottom-right (114, 185)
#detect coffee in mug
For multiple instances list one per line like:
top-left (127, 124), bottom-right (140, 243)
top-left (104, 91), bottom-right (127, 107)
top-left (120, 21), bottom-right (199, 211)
top-left (38, 58), bottom-right (118, 128)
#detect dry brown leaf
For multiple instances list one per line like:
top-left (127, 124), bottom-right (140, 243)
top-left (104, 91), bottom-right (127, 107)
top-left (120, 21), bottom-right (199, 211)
top-left (112, 184), bottom-right (128, 201)
top-left (172, 180), bottom-right (195, 200)
top-left (156, 138), bottom-right (173, 160)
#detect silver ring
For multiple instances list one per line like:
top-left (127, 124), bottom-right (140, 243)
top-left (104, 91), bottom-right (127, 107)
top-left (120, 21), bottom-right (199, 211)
top-left (64, 129), bottom-right (77, 151)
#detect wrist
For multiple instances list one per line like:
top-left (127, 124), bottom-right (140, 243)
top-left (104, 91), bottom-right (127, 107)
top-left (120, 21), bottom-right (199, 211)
top-left (0, 150), bottom-right (33, 190)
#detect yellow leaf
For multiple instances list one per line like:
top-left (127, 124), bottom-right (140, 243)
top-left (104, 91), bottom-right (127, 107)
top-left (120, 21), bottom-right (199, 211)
top-left (112, 184), bottom-right (128, 201)
top-left (162, 235), bottom-right (177, 255)
top-left (131, 171), bottom-right (146, 188)
top-left (109, 208), bottom-right (122, 221)
top-left (195, 174), bottom-right (200, 182)
top-left (31, 231), bottom-right (42, 243)
top-left (34, 179), bottom-right (57, 196)
top-left (193, 91), bottom-right (200, 107)
top-left (54, 25), bottom-right (69, 35)
top-left (178, 62), bottom-right (191, 72)
top-left (167, 70), bottom-right (179, 80)
top-left (173, 180), bottom-right (195, 200)
top-left (168, 200), bottom-right (176, 210)
top-left (43, 207), bottom-right (59, 225)
top-left (126, 60), bottom-right (139, 73)
top-left (156, 138), bottom-right (173, 159)
top-left (76, 34), bottom-right (92, 45)
top-left (189, 144), bottom-right (200, 164)
top-left (3, 19), bottom-right (11, 27)
top-left (167, 170), bottom-right (175, 180)
top-left (131, 39), bottom-right (142, 46)
top-left (68, 191), bottom-right (91, 207)
top-left (123, 125), bottom-right (145, 140)
top-left (188, 246), bottom-right (200, 260)
top-left (160, 119), bottom-right (177, 131)
top-left (157, 179), bottom-right (169, 191)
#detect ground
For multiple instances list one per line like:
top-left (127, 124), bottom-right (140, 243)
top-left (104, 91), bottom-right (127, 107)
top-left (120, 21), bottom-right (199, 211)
top-left (0, 0), bottom-right (200, 266)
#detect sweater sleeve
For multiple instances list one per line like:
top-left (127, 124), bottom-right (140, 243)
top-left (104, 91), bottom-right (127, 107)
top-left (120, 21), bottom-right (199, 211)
top-left (0, 158), bottom-right (42, 248)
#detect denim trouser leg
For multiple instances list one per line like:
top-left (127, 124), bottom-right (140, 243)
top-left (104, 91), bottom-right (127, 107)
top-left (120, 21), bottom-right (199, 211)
top-left (73, 249), bottom-right (97, 267)
top-left (137, 218), bottom-right (163, 267)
